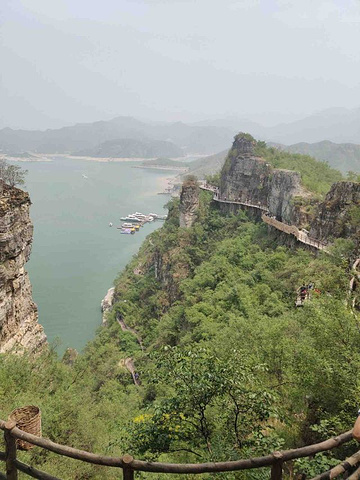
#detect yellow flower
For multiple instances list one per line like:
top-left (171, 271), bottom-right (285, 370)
top-left (133, 413), bottom-right (152, 424)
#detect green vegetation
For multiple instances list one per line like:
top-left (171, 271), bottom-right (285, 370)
top-left (282, 141), bottom-right (360, 175)
top-left (1, 191), bottom-right (359, 478)
top-left (220, 134), bottom-right (342, 195)
top-left (0, 159), bottom-right (27, 187)
top-left (347, 171), bottom-right (360, 182)
top-left (254, 142), bottom-right (343, 195)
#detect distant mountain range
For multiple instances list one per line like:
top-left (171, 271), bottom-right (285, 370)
top-left (74, 138), bottom-right (183, 158)
top-left (190, 108), bottom-right (360, 146)
top-left (272, 140), bottom-right (360, 173)
top-left (1, 108), bottom-right (360, 158)
top-left (0, 116), bottom-right (235, 156)
top-left (262, 108), bottom-right (360, 145)
top-left (187, 150), bottom-right (229, 178)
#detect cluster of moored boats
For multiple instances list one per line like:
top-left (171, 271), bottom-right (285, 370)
top-left (109, 212), bottom-right (167, 234)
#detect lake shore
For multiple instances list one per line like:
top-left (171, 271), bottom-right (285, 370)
top-left (51, 154), bottom-right (158, 163)
top-left (156, 173), bottom-right (183, 195)
top-left (1, 154), bottom-right (52, 162)
top-left (133, 165), bottom-right (189, 172)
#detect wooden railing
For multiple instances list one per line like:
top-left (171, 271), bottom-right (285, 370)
top-left (0, 419), bottom-right (357, 479)
top-left (261, 215), bottom-right (328, 251)
top-left (199, 184), bottom-right (328, 252)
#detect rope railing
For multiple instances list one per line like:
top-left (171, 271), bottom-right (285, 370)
top-left (0, 418), bottom-right (355, 479)
top-left (199, 184), bottom-right (328, 252)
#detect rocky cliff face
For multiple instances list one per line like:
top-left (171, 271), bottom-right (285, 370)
top-left (101, 287), bottom-right (115, 325)
top-left (220, 134), bottom-right (310, 225)
top-left (179, 179), bottom-right (199, 228)
top-left (310, 181), bottom-right (360, 245)
top-left (0, 182), bottom-right (46, 353)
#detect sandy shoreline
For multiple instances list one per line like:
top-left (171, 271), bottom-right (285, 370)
top-left (133, 165), bottom-right (188, 172)
top-left (51, 154), bottom-right (159, 163)
top-left (1, 154), bottom-right (52, 163)
top-left (156, 174), bottom-right (180, 194)
top-left (2, 153), bottom-right (164, 163)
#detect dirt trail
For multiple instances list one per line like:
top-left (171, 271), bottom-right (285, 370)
top-left (116, 313), bottom-right (143, 386)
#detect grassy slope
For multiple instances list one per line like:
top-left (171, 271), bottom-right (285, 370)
top-left (284, 141), bottom-right (360, 174)
top-left (254, 141), bottom-right (343, 195)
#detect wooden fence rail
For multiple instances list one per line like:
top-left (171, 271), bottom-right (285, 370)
top-left (310, 449), bottom-right (360, 480)
top-left (199, 184), bottom-right (328, 252)
top-left (0, 419), bottom-right (356, 479)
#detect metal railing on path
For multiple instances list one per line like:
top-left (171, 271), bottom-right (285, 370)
top-left (0, 419), bottom-right (356, 479)
top-left (199, 184), bottom-right (328, 252)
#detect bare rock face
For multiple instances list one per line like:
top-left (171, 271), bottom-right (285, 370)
top-left (0, 182), bottom-right (46, 353)
top-left (220, 134), bottom-right (309, 224)
top-left (268, 169), bottom-right (306, 223)
top-left (101, 287), bottom-right (115, 325)
top-left (310, 181), bottom-right (360, 245)
top-left (179, 178), bottom-right (199, 228)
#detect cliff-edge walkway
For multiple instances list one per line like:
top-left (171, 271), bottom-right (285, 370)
top-left (199, 184), bottom-right (328, 252)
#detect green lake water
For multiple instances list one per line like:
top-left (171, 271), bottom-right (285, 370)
top-left (24, 158), bottom-right (172, 353)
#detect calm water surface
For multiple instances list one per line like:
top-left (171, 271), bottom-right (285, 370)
top-left (24, 157), bottom-right (172, 353)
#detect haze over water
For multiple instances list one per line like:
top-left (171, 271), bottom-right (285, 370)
top-left (24, 157), bottom-right (171, 353)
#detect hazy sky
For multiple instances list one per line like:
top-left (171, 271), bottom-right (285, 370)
top-left (1, 0), bottom-right (360, 129)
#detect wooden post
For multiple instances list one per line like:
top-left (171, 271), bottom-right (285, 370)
top-left (122, 454), bottom-right (134, 480)
top-left (4, 420), bottom-right (17, 480)
top-left (271, 452), bottom-right (283, 480)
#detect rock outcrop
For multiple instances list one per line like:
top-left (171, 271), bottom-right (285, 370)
top-left (310, 182), bottom-right (360, 245)
top-left (220, 134), bottom-right (311, 225)
top-left (179, 177), bottom-right (199, 228)
top-left (0, 182), bottom-right (46, 353)
top-left (101, 287), bottom-right (115, 325)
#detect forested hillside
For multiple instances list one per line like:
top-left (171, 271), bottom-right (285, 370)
top-left (254, 141), bottom-right (343, 195)
top-left (74, 138), bottom-right (183, 158)
top-left (1, 186), bottom-right (359, 479)
top-left (272, 140), bottom-right (360, 175)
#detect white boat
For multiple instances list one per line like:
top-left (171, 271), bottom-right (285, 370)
top-left (148, 213), bottom-right (167, 220)
top-left (109, 222), bottom-right (113, 227)
top-left (120, 215), bottom-right (141, 222)
top-left (122, 223), bottom-right (133, 228)
top-left (82, 174), bottom-right (88, 179)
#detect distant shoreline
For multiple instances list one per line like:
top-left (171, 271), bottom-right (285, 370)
top-left (133, 165), bottom-right (189, 172)
top-left (50, 154), bottom-right (157, 163)
top-left (1, 154), bottom-right (52, 163)
top-left (2, 152), bottom-right (210, 164)
top-left (2, 153), bottom-right (162, 163)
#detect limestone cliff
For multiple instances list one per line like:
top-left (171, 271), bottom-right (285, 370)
top-left (179, 178), bottom-right (199, 228)
top-left (0, 182), bottom-right (46, 353)
top-left (101, 287), bottom-right (115, 325)
top-left (220, 134), bottom-right (311, 225)
top-left (310, 181), bottom-right (360, 246)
